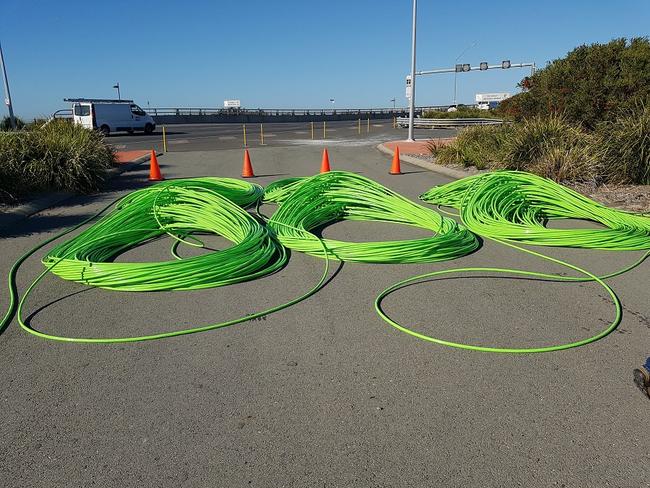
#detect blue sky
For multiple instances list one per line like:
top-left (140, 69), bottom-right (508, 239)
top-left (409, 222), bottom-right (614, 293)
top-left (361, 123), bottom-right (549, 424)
top-left (2, 0), bottom-right (649, 119)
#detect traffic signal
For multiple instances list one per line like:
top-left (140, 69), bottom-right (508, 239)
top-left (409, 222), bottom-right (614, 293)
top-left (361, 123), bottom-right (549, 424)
top-left (455, 64), bottom-right (463, 72)
top-left (480, 62), bottom-right (488, 70)
top-left (501, 60), bottom-right (511, 69)
top-left (462, 64), bottom-right (470, 72)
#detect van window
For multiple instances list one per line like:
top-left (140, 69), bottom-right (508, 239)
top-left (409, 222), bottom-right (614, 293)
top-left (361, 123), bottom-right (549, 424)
top-left (74, 104), bottom-right (91, 116)
top-left (130, 105), bottom-right (146, 116)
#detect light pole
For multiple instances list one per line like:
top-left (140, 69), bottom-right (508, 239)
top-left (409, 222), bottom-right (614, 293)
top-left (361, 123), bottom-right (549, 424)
top-left (0, 42), bottom-right (16, 129)
top-left (113, 82), bottom-right (121, 100)
top-left (406, 0), bottom-right (417, 141)
top-left (391, 98), bottom-right (396, 110)
top-left (453, 42), bottom-right (477, 106)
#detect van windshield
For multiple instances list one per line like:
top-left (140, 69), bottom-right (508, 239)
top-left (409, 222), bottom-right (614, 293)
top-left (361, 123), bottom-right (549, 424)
top-left (130, 105), bottom-right (146, 116)
top-left (74, 104), bottom-right (91, 116)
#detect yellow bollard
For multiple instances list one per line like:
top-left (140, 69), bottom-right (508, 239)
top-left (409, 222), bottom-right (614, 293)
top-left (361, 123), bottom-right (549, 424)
top-left (311, 121), bottom-right (314, 140)
top-left (243, 124), bottom-right (247, 147)
top-left (260, 123), bottom-right (264, 145)
top-left (393, 116), bottom-right (396, 129)
top-left (162, 126), bottom-right (168, 153)
top-left (367, 117), bottom-right (370, 133)
top-left (358, 118), bottom-right (361, 135)
top-left (323, 120), bottom-right (326, 139)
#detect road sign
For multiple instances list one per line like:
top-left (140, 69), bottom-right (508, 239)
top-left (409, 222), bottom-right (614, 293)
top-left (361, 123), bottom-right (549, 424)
top-left (224, 99), bottom-right (241, 108)
top-left (405, 75), bottom-right (412, 99)
top-left (475, 92), bottom-right (511, 102)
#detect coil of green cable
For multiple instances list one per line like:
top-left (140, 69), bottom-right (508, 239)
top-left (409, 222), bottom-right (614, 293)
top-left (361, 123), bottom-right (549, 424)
top-left (3, 178), bottom-right (334, 343)
top-left (263, 177), bottom-right (307, 205)
top-left (420, 171), bottom-right (650, 250)
top-left (371, 169), bottom-right (649, 353)
top-left (267, 171), bottom-right (479, 263)
top-left (42, 177), bottom-right (287, 291)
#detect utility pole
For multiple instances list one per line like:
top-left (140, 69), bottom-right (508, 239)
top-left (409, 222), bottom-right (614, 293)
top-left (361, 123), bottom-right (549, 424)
top-left (407, 0), bottom-right (417, 142)
top-left (113, 82), bottom-right (121, 100)
top-left (0, 42), bottom-right (16, 129)
top-left (453, 42), bottom-right (477, 107)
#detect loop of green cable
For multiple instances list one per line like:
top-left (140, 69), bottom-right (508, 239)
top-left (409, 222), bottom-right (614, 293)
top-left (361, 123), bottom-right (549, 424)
top-left (2, 170), bottom-right (647, 352)
top-left (267, 171), bottom-right (479, 263)
top-left (371, 170), bottom-right (649, 353)
top-left (420, 170), bottom-right (650, 250)
top-left (42, 177), bottom-right (286, 291)
top-left (3, 178), bottom-right (333, 343)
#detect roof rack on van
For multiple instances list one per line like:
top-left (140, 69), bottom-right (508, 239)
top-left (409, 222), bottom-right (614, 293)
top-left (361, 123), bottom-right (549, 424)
top-left (64, 98), bottom-right (134, 103)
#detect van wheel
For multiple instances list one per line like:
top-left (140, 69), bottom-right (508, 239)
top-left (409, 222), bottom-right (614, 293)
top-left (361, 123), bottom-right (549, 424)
top-left (99, 125), bottom-right (110, 136)
top-left (144, 123), bottom-right (154, 135)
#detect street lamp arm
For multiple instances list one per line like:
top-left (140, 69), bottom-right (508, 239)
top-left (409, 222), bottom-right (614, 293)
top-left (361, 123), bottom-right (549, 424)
top-left (416, 62), bottom-right (536, 77)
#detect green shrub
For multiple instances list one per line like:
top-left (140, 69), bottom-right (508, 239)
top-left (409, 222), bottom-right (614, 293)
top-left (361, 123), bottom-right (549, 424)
top-left (428, 124), bottom-right (510, 169)
top-left (0, 115), bottom-right (25, 131)
top-left (422, 107), bottom-right (501, 119)
top-left (499, 115), bottom-right (598, 182)
top-left (0, 119), bottom-right (114, 203)
top-left (596, 100), bottom-right (650, 184)
top-left (498, 37), bottom-right (650, 128)
top-left (429, 115), bottom-right (600, 181)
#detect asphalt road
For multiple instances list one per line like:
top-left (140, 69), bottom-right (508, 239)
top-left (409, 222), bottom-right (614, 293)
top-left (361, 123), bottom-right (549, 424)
top-left (107, 120), bottom-right (457, 152)
top-left (1, 142), bottom-right (649, 487)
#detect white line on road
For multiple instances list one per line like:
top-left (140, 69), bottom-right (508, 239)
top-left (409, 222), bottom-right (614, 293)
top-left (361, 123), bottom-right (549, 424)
top-left (218, 136), bottom-right (236, 140)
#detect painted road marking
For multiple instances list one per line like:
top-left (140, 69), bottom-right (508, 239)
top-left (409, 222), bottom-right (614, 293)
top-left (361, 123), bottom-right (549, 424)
top-left (170, 139), bottom-right (189, 144)
top-left (218, 136), bottom-right (236, 140)
top-left (294, 131), bottom-right (308, 134)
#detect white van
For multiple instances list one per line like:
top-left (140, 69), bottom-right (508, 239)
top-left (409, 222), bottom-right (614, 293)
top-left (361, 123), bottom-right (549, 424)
top-left (66, 98), bottom-right (156, 135)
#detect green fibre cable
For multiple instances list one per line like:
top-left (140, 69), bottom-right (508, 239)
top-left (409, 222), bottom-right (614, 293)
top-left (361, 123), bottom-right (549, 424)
top-left (375, 236), bottom-right (626, 354)
top-left (2, 178), bottom-right (332, 343)
top-left (42, 178), bottom-right (286, 291)
top-left (374, 170), bottom-right (649, 353)
top-left (267, 171), bottom-right (479, 263)
top-left (3, 170), bottom-right (647, 352)
top-left (420, 171), bottom-right (650, 250)
top-left (263, 177), bottom-right (308, 205)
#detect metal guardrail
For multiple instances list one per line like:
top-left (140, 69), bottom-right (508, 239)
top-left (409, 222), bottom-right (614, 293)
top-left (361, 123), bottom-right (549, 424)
top-left (396, 117), bottom-right (503, 128)
top-left (144, 106), bottom-right (450, 117)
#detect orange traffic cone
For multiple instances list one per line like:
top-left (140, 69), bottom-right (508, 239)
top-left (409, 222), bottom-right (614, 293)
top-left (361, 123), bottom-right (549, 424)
top-left (320, 148), bottom-right (331, 173)
top-left (148, 149), bottom-right (164, 181)
top-left (389, 146), bottom-right (402, 175)
top-left (242, 149), bottom-right (255, 178)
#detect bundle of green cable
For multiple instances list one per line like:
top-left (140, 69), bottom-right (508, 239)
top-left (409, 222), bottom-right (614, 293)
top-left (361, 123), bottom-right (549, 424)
top-left (372, 170), bottom-right (649, 353)
top-left (263, 177), bottom-right (307, 205)
top-left (420, 171), bottom-right (650, 250)
top-left (42, 177), bottom-right (287, 291)
top-left (0, 177), bottom-right (341, 343)
top-left (266, 171), bottom-right (479, 263)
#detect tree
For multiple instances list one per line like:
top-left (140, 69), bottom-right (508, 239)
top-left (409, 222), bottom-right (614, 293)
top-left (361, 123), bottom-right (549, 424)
top-left (498, 37), bottom-right (650, 128)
